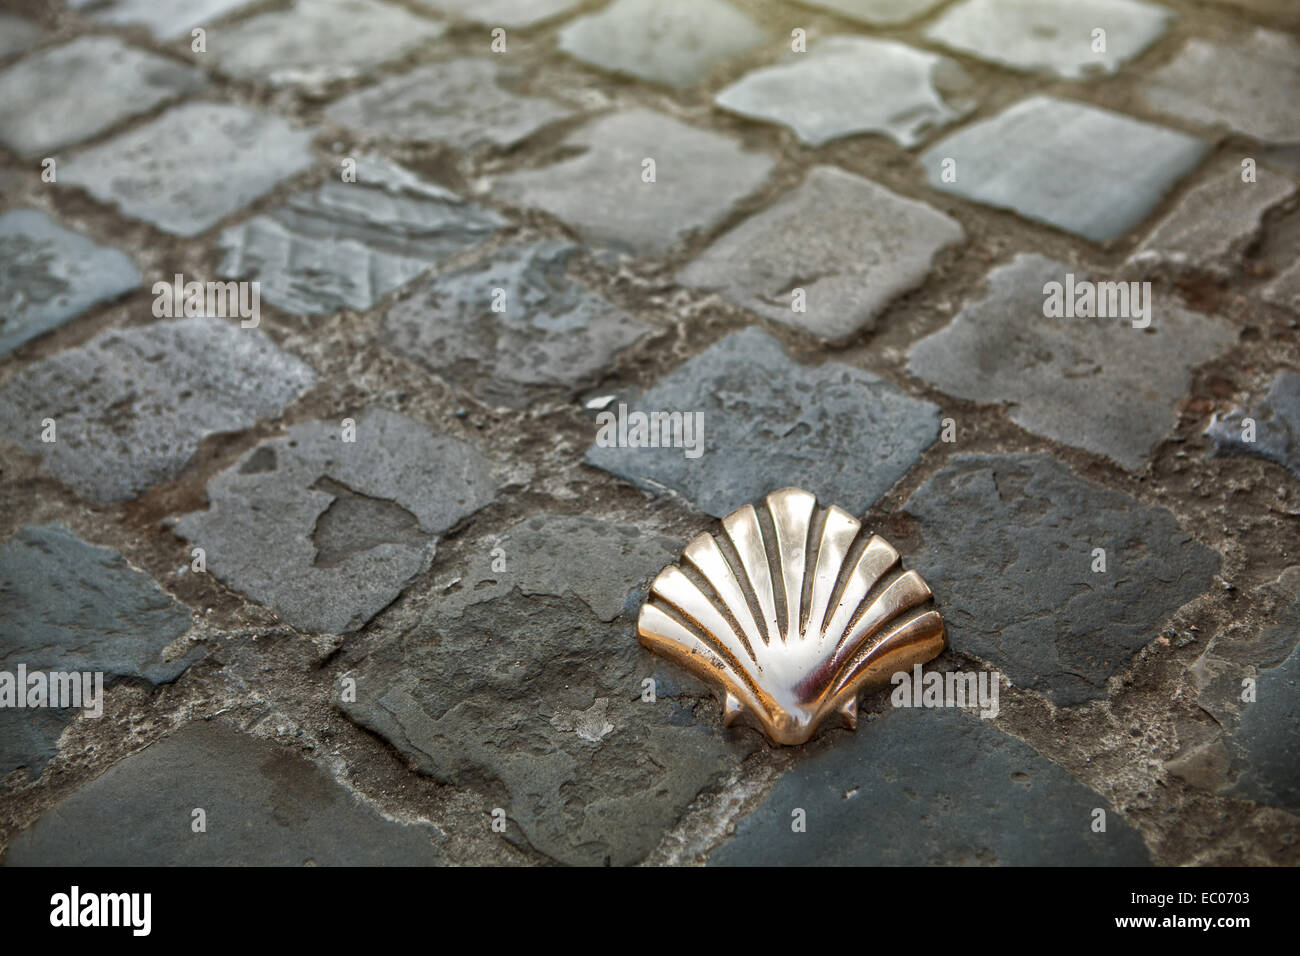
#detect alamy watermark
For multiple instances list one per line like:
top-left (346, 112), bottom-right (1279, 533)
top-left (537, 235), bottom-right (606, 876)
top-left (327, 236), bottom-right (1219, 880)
top-left (1043, 273), bottom-right (1152, 329)
top-left (891, 664), bottom-right (1000, 719)
top-left (153, 274), bottom-right (261, 328)
top-left (594, 402), bottom-right (704, 459)
top-left (0, 665), bottom-right (104, 718)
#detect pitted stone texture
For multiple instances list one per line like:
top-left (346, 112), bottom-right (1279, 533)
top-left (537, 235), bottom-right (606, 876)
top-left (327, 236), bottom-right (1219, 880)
top-left (1205, 371), bottom-right (1300, 478)
top-left (906, 254), bottom-right (1237, 471)
top-left (62, 103), bottom-right (316, 237)
top-left (0, 524), bottom-right (196, 780)
top-left (558, 0), bottom-right (766, 88)
top-left (0, 317), bottom-right (316, 504)
top-left (0, 210), bottom-right (141, 357)
top-left (218, 156), bottom-right (502, 315)
top-left (495, 109), bottom-right (773, 255)
top-left (585, 326), bottom-right (941, 518)
top-left (925, 0), bottom-right (1172, 79)
top-left (415, 0), bottom-right (582, 28)
top-left (210, 0), bottom-right (445, 90)
top-left (3, 721), bottom-right (443, 865)
top-left (175, 410), bottom-right (498, 635)
top-left (1142, 30), bottom-right (1300, 143)
top-left (0, 15), bottom-right (39, 60)
top-left (65, 0), bottom-right (255, 40)
top-left (903, 453), bottom-right (1220, 706)
top-left (325, 58), bottom-right (573, 148)
top-left (710, 706), bottom-right (1151, 865)
top-left (795, 0), bottom-right (947, 24)
top-left (679, 167), bottom-right (963, 342)
top-left (0, 36), bottom-right (204, 158)
top-left (921, 96), bottom-right (1208, 243)
top-left (715, 36), bottom-right (970, 148)
top-left (383, 240), bottom-right (653, 407)
top-left (338, 513), bottom-right (754, 866)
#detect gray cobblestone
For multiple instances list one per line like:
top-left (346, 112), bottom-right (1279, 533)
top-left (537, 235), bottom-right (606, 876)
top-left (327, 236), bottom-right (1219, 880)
top-left (1205, 371), bottom-right (1300, 477)
top-left (795, 0), bottom-right (947, 25)
top-left (414, 0), bottom-right (582, 28)
top-left (65, 0), bottom-right (256, 40)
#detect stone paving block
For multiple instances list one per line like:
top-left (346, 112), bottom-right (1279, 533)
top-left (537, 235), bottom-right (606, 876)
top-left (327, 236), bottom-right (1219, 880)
top-left (0, 317), bottom-right (317, 504)
top-left (325, 58), bottom-right (573, 148)
top-left (906, 253), bottom-right (1238, 471)
top-left (0, 14), bottom-right (40, 61)
top-left (1229, 640), bottom-right (1300, 811)
top-left (218, 155), bottom-right (502, 315)
top-left (62, 103), bottom-right (316, 237)
top-left (925, 0), bottom-right (1172, 79)
top-left (794, 0), bottom-right (948, 24)
top-left (679, 166), bottom-right (963, 341)
top-left (3, 720), bottom-right (443, 865)
top-left (920, 96), bottom-right (1208, 243)
top-left (584, 326), bottom-right (941, 518)
top-left (210, 0), bottom-right (445, 90)
top-left (902, 453), bottom-right (1220, 706)
top-left (339, 513), bottom-right (754, 866)
top-left (1142, 29), bottom-right (1300, 143)
top-left (558, 0), bottom-right (766, 88)
top-left (494, 109), bottom-right (774, 255)
top-left (715, 36), bottom-right (971, 148)
top-left (0, 36), bottom-right (205, 158)
top-left (1205, 371), bottom-right (1300, 478)
top-left (414, 0), bottom-right (582, 28)
top-left (65, 0), bottom-right (255, 39)
top-left (1263, 260), bottom-right (1300, 313)
top-left (383, 240), bottom-right (653, 407)
top-left (0, 524), bottom-right (197, 780)
top-left (0, 209), bottom-right (141, 357)
top-left (175, 410), bottom-right (499, 635)
top-left (711, 706), bottom-right (1151, 865)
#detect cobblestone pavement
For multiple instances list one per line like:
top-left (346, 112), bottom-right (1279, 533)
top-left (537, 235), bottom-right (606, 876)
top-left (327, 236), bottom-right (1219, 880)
top-left (0, 0), bottom-right (1297, 866)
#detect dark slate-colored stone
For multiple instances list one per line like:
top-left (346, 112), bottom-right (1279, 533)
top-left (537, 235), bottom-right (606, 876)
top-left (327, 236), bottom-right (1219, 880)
top-left (1205, 371), bottom-right (1300, 479)
top-left (1230, 642), bottom-right (1300, 811)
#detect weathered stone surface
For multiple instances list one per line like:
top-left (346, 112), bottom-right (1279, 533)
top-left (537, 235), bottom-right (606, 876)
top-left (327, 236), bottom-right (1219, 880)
top-left (0, 14), bottom-right (39, 60)
top-left (795, 0), bottom-right (947, 24)
top-left (920, 96), bottom-right (1208, 243)
top-left (715, 36), bottom-right (970, 147)
top-left (903, 453), bottom-right (1220, 705)
top-left (558, 0), bottom-right (766, 88)
top-left (218, 155), bottom-right (502, 315)
top-left (679, 166), bottom-right (963, 341)
top-left (585, 326), bottom-right (941, 518)
top-left (1143, 29), bottom-right (1300, 143)
top-left (926, 0), bottom-right (1172, 79)
top-left (1263, 260), bottom-right (1300, 313)
top-left (0, 209), bottom-right (141, 357)
top-left (175, 410), bottom-right (499, 634)
top-left (325, 58), bottom-right (573, 148)
top-left (415, 0), bottom-right (581, 27)
top-left (339, 513), bottom-right (753, 866)
top-left (710, 706), bottom-right (1151, 865)
top-left (0, 36), bottom-right (205, 158)
top-left (0, 317), bottom-right (316, 504)
top-left (495, 109), bottom-right (774, 254)
top-left (1231, 641), bottom-right (1300, 811)
top-left (906, 253), bottom-right (1237, 471)
top-left (65, 0), bottom-right (255, 40)
top-left (1205, 371), bottom-right (1300, 478)
top-left (62, 103), bottom-right (315, 237)
top-left (383, 240), bottom-right (652, 406)
top-left (4, 721), bottom-right (443, 865)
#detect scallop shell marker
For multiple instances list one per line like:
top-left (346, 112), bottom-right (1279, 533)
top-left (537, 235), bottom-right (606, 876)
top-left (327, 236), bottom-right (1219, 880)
top-left (638, 488), bottom-right (945, 745)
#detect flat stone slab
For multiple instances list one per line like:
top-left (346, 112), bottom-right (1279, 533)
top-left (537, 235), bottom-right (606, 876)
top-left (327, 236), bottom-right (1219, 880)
top-left (925, 0), bottom-right (1172, 79)
top-left (1230, 640), bottom-right (1300, 811)
top-left (4, 721), bottom-right (443, 865)
top-left (710, 706), bottom-right (1151, 865)
top-left (0, 317), bottom-right (316, 504)
top-left (218, 155), bottom-right (502, 315)
top-left (383, 240), bottom-right (653, 407)
top-left (906, 253), bottom-right (1237, 471)
top-left (584, 326), bottom-right (941, 518)
top-left (325, 58), bottom-right (573, 148)
top-left (65, 0), bottom-right (256, 40)
top-left (0, 209), bottom-right (141, 357)
top-left (902, 453), bottom-right (1220, 705)
top-left (495, 109), bottom-right (774, 255)
top-left (1142, 29), bottom-right (1300, 143)
top-left (62, 103), bottom-right (316, 237)
top-left (1205, 371), bottom-right (1300, 478)
top-left (920, 95), bottom-right (1208, 243)
top-left (414, 0), bottom-right (581, 27)
top-left (0, 14), bottom-right (39, 60)
top-left (679, 166), bottom-right (963, 341)
top-left (175, 410), bottom-right (499, 634)
top-left (794, 0), bottom-right (948, 24)
top-left (558, 0), bottom-right (766, 88)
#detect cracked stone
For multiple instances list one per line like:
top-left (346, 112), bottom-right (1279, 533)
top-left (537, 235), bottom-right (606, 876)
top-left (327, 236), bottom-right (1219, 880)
top-left (794, 0), bottom-right (948, 25)
top-left (414, 0), bottom-right (582, 27)
top-left (0, 14), bottom-right (39, 60)
top-left (383, 240), bottom-right (653, 407)
top-left (920, 96), bottom-right (1208, 242)
top-left (495, 109), bottom-right (774, 255)
top-left (585, 326), bottom-right (941, 518)
top-left (175, 410), bottom-right (499, 635)
top-left (679, 166), bottom-right (963, 341)
top-left (62, 103), bottom-right (316, 237)
top-left (906, 253), bottom-right (1237, 471)
top-left (0, 209), bottom-right (141, 358)
top-left (0, 317), bottom-right (317, 504)
top-left (902, 453), bottom-right (1220, 705)
top-left (65, 0), bottom-right (256, 40)
top-left (1205, 371), bottom-right (1300, 478)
